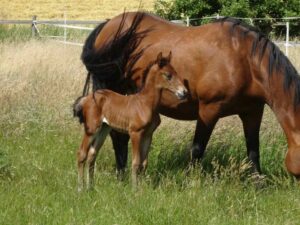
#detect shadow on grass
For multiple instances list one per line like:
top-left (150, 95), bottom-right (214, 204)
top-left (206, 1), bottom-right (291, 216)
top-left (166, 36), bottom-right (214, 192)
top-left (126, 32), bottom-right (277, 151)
top-left (146, 131), bottom-right (293, 188)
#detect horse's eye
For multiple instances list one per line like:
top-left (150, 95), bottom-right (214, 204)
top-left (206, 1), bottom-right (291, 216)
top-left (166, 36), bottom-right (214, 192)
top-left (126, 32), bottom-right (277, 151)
top-left (163, 73), bottom-right (172, 80)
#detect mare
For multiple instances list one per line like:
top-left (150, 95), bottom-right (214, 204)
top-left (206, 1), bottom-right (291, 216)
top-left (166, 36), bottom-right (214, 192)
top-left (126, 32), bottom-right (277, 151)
top-left (74, 52), bottom-right (187, 190)
top-left (81, 12), bottom-right (300, 179)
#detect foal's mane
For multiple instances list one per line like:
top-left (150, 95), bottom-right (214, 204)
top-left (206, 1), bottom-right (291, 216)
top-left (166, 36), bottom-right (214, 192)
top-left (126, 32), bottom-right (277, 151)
top-left (215, 17), bottom-right (300, 107)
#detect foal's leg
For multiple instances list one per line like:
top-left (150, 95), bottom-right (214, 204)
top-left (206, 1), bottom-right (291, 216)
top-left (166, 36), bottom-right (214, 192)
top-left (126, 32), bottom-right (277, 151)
top-left (239, 104), bottom-right (264, 174)
top-left (110, 131), bottom-right (130, 177)
top-left (87, 124), bottom-right (112, 189)
top-left (141, 118), bottom-right (161, 172)
top-left (129, 131), bottom-right (143, 189)
top-left (140, 135), bottom-right (152, 173)
top-left (77, 134), bottom-right (90, 192)
top-left (191, 103), bottom-right (220, 164)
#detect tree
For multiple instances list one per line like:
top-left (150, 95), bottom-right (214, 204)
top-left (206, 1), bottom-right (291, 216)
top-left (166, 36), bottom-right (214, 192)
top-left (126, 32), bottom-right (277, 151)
top-left (154, 0), bottom-right (300, 36)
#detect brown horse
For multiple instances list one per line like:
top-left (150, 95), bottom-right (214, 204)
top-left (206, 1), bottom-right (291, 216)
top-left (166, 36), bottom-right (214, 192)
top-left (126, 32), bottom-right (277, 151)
top-left (74, 52), bottom-right (187, 190)
top-left (81, 12), bottom-right (300, 179)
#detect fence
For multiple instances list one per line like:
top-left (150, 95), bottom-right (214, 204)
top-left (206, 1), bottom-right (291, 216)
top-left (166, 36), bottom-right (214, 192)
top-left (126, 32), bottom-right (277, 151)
top-left (0, 15), bottom-right (299, 55)
top-left (0, 16), bottom-right (106, 46)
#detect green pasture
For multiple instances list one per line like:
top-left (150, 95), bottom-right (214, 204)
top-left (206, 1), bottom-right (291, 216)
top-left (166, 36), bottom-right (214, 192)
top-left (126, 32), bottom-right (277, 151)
top-left (1, 109), bottom-right (300, 225)
top-left (1, 38), bottom-right (300, 224)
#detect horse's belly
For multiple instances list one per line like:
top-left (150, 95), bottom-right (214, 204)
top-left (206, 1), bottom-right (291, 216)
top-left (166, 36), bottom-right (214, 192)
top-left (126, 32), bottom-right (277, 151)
top-left (159, 101), bottom-right (198, 120)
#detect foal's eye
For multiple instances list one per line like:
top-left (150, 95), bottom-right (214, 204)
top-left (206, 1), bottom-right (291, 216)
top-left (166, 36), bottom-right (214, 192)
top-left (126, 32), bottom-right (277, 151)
top-left (163, 73), bottom-right (172, 81)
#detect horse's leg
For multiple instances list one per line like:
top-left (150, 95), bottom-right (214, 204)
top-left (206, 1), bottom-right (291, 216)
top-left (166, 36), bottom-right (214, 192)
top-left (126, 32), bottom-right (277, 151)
top-left (285, 147), bottom-right (300, 180)
top-left (239, 104), bottom-right (264, 174)
top-left (87, 124), bottom-right (111, 190)
top-left (191, 104), bottom-right (219, 164)
top-left (77, 134), bottom-right (90, 192)
top-left (129, 131), bottom-right (143, 189)
top-left (110, 130), bottom-right (130, 178)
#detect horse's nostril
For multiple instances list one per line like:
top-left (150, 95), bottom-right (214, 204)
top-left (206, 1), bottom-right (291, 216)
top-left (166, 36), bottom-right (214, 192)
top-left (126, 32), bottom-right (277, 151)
top-left (182, 89), bottom-right (188, 97)
top-left (176, 89), bottom-right (188, 100)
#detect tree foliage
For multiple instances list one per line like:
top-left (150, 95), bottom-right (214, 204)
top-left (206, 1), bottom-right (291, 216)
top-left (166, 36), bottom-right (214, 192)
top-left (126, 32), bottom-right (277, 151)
top-left (154, 0), bottom-right (300, 36)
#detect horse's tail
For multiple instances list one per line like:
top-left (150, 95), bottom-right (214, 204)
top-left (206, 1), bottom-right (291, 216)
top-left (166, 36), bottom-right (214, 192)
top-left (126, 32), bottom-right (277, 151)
top-left (82, 72), bottom-right (91, 96)
top-left (81, 12), bottom-right (150, 92)
top-left (73, 96), bottom-right (87, 124)
top-left (81, 21), bottom-right (109, 94)
top-left (81, 21), bottom-right (109, 68)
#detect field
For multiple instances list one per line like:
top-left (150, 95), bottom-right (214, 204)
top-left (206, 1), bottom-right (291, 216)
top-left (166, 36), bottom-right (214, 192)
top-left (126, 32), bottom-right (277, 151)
top-left (1, 36), bottom-right (300, 224)
top-left (0, 0), bottom-right (155, 20)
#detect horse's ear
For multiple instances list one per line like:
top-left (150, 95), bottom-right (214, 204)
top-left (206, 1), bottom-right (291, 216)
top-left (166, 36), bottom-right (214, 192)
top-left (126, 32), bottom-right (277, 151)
top-left (167, 51), bottom-right (172, 63)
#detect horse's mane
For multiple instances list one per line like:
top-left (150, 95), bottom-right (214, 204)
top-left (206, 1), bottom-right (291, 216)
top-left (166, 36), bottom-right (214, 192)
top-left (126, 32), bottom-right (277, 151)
top-left (81, 12), bottom-right (152, 91)
top-left (215, 17), bottom-right (300, 107)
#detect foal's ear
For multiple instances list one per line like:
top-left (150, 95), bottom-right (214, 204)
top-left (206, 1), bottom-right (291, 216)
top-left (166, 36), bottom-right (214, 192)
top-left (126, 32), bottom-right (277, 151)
top-left (166, 51), bottom-right (172, 63)
top-left (156, 52), bottom-right (163, 66)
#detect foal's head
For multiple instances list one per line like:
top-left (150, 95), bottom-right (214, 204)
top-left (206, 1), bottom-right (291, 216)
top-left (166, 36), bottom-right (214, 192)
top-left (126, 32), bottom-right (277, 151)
top-left (144, 52), bottom-right (188, 100)
top-left (73, 95), bottom-right (102, 134)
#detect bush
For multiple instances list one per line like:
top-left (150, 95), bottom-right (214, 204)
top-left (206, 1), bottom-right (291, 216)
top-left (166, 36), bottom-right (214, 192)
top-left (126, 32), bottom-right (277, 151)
top-left (154, 0), bottom-right (300, 36)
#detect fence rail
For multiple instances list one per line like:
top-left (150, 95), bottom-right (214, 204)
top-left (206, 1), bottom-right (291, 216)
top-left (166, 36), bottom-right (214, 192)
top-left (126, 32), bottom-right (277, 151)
top-left (0, 15), bottom-right (299, 55)
top-left (0, 19), bottom-right (105, 25)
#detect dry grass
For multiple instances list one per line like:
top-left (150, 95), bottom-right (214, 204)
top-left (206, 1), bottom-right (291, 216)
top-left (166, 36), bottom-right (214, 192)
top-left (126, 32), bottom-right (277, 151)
top-left (0, 40), bottom-right (85, 127)
top-left (1, 41), bottom-right (299, 130)
top-left (279, 45), bottom-right (300, 70)
top-left (0, 0), bottom-right (155, 20)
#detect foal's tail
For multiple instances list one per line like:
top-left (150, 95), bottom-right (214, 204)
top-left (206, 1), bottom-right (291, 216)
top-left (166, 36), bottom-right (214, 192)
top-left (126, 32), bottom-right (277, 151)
top-left (73, 96), bottom-right (87, 124)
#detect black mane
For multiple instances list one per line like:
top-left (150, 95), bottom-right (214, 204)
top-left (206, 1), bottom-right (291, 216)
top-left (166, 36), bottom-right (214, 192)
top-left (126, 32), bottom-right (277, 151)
top-left (215, 17), bottom-right (300, 107)
top-left (81, 12), bottom-right (152, 92)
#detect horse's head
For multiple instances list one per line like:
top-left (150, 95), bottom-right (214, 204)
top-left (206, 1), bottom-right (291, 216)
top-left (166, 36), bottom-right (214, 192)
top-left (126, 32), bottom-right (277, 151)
top-left (150, 51), bottom-right (188, 100)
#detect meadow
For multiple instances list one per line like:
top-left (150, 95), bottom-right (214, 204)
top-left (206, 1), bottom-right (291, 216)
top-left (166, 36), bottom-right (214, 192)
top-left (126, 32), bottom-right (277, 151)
top-left (0, 0), bottom-right (155, 20)
top-left (0, 37), bottom-right (300, 224)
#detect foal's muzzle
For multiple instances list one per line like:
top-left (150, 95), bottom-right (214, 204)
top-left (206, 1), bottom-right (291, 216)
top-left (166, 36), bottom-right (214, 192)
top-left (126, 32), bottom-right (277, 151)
top-left (175, 88), bottom-right (188, 100)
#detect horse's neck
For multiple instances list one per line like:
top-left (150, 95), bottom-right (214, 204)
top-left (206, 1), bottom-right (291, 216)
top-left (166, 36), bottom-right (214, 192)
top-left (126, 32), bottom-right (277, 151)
top-left (262, 71), bottom-right (300, 147)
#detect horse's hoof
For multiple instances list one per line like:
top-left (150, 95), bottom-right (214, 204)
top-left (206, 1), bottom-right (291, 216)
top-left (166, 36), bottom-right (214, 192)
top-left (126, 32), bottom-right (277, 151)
top-left (250, 172), bottom-right (266, 189)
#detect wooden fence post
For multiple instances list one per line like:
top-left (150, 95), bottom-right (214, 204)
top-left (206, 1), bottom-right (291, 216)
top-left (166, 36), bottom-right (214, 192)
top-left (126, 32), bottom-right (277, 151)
top-left (32, 15), bottom-right (37, 37)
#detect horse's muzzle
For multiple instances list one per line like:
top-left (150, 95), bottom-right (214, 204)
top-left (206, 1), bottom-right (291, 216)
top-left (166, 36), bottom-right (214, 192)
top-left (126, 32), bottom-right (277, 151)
top-left (176, 89), bottom-right (188, 100)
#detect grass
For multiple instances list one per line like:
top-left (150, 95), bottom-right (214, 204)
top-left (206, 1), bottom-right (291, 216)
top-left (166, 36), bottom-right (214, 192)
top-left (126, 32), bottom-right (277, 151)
top-left (0, 0), bottom-right (155, 20)
top-left (1, 40), bottom-right (300, 224)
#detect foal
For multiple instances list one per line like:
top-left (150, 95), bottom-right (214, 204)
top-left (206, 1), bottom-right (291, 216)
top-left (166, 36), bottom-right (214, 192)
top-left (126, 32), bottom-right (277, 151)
top-left (73, 52), bottom-right (188, 190)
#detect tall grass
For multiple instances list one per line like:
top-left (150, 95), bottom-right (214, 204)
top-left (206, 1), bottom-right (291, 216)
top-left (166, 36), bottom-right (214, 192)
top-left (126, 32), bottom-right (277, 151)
top-left (0, 24), bottom-right (91, 43)
top-left (0, 25), bottom-right (32, 42)
top-left (1, 40), bottom-right (300, 224)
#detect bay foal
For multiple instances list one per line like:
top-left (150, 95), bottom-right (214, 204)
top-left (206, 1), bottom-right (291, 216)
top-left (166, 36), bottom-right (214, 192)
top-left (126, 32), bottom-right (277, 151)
top-left (74, 52), bottom-right (187, 190)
